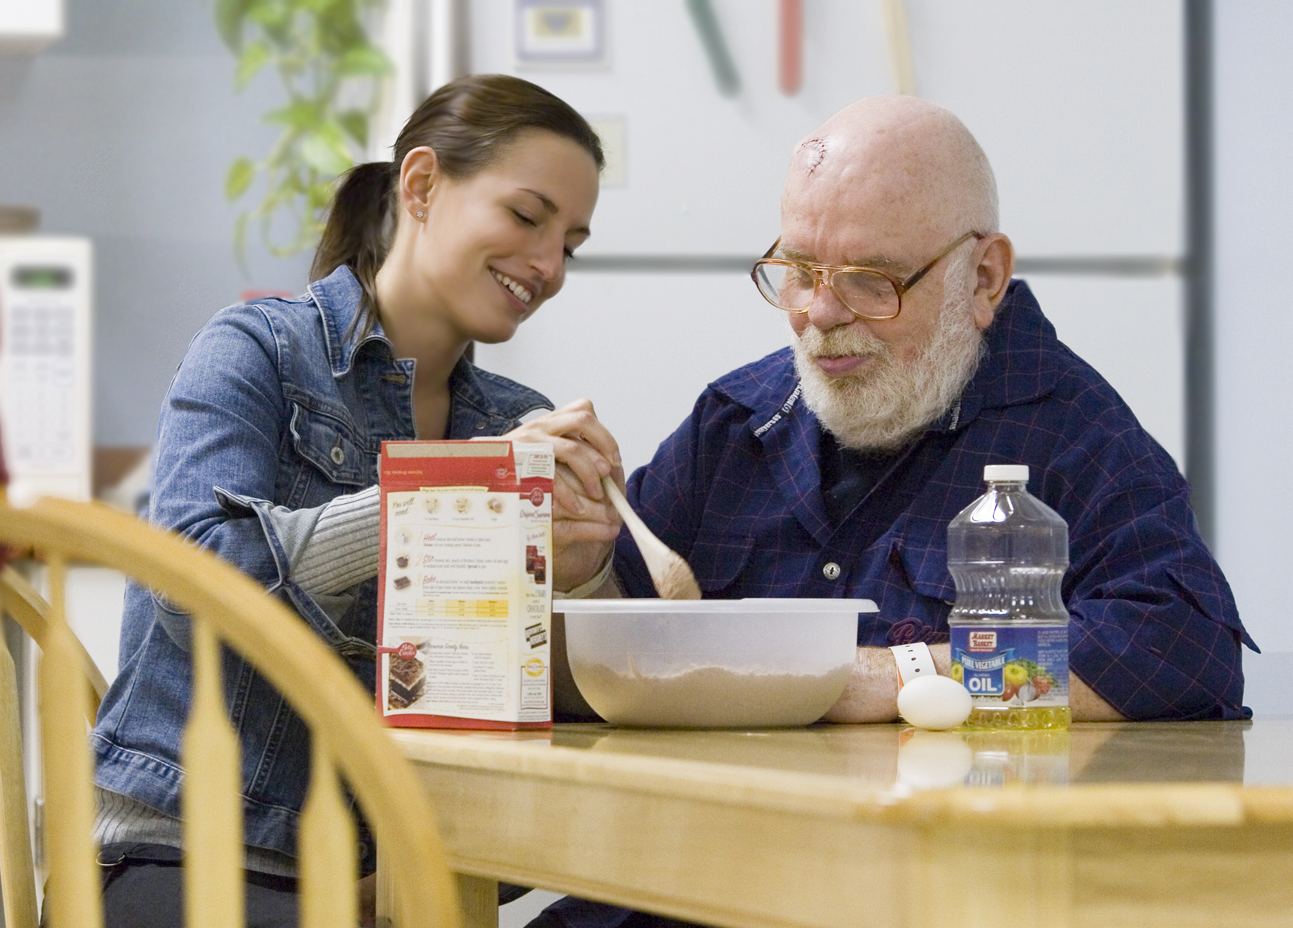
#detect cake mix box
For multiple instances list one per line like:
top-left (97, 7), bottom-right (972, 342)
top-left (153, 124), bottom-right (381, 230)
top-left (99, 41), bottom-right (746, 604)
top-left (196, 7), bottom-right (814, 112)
top-left (377, 440), bottom-right (553, 729)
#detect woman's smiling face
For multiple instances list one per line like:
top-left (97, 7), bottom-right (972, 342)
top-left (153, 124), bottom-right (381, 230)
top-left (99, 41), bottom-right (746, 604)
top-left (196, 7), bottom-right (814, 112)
top-left (414, 128), bottom-right (600, 344)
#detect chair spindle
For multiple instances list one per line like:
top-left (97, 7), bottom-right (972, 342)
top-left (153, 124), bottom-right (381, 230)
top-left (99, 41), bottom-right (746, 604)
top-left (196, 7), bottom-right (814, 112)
top-left (39, 554), bottom-right (103, 928)
top-left (182, 618), bottom-right (245, 928)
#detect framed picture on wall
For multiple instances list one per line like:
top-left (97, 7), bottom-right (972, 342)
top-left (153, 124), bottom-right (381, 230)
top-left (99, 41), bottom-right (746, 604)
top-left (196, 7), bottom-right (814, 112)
top-left (514, 0), bottom-right (608, 68)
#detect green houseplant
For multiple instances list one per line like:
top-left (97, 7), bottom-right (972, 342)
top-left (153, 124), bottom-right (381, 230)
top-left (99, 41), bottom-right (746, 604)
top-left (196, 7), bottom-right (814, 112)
top-left (216, 0), bottom-right (392, 260)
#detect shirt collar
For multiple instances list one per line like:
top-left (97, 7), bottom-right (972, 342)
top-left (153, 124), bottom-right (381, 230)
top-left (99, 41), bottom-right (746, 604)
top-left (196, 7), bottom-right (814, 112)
top-left (949, 278), bottom-right (1061, 430)
top-left (307, 264), bottom-right (389, 377)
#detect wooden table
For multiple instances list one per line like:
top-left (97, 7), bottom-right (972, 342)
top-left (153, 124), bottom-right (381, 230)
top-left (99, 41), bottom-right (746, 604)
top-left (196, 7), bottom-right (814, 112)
top-left (384, 719), bottom-right (1293, 928)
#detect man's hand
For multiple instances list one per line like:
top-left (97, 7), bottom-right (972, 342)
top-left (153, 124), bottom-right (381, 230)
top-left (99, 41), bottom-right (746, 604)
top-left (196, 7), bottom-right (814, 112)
top-left (504, 399), bottom-right (623, 593)
top-left (1069, 674), bottom-right (1124, 721)
top-left (822, 643), bottom-right (951, 723)
top-left (821, 642), bottom-right (1125, 723)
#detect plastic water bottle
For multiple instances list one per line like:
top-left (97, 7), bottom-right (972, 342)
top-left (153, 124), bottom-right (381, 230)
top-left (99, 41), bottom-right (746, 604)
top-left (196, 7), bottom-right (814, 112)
top-left (947, 465), bottom-right (1070, 730)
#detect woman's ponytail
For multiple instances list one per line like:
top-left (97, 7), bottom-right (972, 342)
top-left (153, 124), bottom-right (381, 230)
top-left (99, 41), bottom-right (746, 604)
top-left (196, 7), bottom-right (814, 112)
top-left (310, 161), bottom-right (395, 337)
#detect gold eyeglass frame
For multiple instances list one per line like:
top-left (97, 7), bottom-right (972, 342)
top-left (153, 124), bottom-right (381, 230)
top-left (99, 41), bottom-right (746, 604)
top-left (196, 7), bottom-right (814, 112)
top-left (750, 230), bottom-right (985, 321)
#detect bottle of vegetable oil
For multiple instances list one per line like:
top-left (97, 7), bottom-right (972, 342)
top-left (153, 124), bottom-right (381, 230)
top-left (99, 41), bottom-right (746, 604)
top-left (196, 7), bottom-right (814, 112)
top-left (947, 465), bottom-right (1070, 730)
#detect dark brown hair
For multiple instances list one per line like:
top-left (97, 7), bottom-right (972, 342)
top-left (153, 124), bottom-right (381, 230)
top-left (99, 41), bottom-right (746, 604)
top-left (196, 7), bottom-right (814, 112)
top-left (310, 74), bottom-right (604, 338)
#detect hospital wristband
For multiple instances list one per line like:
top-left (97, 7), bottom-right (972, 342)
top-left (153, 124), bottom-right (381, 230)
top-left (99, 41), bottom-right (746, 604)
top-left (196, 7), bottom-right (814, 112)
top-left (553, 549), bottom-right (615, 600)
top-left (890, 642), bottom-right (937, 687)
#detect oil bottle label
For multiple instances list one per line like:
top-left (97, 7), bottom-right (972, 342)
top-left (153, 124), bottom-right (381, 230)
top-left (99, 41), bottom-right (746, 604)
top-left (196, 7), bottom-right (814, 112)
top-left (950, 625), bottom-right (1069, 708)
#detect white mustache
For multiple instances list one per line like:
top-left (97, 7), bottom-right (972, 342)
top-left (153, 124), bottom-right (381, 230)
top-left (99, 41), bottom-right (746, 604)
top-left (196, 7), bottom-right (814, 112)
top-left (796, 325), bottom-right (891, 365)
top-left (790, 247), bottom-right (984, 451)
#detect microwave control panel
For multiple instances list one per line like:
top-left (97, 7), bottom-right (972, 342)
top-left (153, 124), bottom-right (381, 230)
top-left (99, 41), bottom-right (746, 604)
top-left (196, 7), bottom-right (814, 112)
top-left (0, 237), bottom-right (93, 503)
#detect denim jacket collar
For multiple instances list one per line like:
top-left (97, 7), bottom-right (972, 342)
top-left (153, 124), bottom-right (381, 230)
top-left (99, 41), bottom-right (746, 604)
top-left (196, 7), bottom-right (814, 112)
top-left (308, 264), bottom-right (384, 379)
top-left (307, 264), bottom-right (551, 425)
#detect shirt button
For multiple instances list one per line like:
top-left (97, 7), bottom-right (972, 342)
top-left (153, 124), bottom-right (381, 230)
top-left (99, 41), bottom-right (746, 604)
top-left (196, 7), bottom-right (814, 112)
top-left (330, 446), bottom-right (345, 465)
top-left (475, 422), bottom-right (486, 430)
top-left (822, 562), bottom-right (841, 580)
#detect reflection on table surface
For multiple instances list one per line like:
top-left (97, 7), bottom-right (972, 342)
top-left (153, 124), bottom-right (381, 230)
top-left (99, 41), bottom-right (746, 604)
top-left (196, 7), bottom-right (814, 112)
top-left (386, 722), bottom-right (1293, 928)
top-left (526, 718), bottom-right (1277, 789)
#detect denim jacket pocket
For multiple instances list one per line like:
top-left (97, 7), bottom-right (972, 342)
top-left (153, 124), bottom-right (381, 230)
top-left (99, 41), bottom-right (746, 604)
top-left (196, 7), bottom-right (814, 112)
top-left (288, 400), bottom-right (369, 491)
top-left (152, 593), bottom-right (194, 651)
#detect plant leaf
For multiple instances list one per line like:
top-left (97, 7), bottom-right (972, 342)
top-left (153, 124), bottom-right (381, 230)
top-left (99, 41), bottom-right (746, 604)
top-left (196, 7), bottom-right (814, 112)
top-left (248, 2), bottom-right (294, 46)
top-left (234, 40), bottom-right (272, 91)
top-left (336, 44), bottom-right (392, 77)
top-left (337, 109), bottom-right (367, 148)
top-left (316, 0), bottom-right (364, 54)
top-left (307, 179), bottom-right (335, 214)
top-left (263, 102), bottom-right (322, 130)
top-left (225, 157), bottom-right (256, 201)
top-left (300, 132), bottom-right (353, 177)
top-left (214, 0), bottom-right (249, 52)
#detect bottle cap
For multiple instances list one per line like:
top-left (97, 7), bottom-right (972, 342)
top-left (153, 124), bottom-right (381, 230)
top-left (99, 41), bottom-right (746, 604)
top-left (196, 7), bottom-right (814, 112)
top-left (983, 464), bottom-right (1029, 483)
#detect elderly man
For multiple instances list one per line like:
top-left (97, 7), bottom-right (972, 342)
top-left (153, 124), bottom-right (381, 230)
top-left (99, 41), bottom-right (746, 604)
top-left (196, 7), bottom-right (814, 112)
top-left (534, 94), bottom-right (1253, 928)
top-left (562, 94), bottom-right (1253, 726)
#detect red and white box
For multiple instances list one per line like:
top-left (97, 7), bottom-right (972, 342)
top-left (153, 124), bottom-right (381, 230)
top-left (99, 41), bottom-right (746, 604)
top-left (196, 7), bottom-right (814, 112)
top-left (377, 440), bottom-right (553, 729)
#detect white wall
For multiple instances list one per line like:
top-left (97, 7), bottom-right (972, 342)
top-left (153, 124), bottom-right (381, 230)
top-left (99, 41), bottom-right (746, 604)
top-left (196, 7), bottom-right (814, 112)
top-left (1214, 2), bottom-right (1293, 718)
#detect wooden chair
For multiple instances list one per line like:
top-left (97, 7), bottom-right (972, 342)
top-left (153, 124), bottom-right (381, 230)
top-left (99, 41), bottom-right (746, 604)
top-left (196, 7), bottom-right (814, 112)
top-left (3, 564), bottom-right (110, 718)
top-left (1, 567), bottom-right (45, 928)
top-left (0, 497), bottom-right (463, 928)
top-left (1, 566), bottom-right (119, 928)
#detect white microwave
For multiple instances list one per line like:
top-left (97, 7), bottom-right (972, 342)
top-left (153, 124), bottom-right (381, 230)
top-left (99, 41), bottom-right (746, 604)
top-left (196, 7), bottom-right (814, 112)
top-left (0, 236), bottom-right (93, 504)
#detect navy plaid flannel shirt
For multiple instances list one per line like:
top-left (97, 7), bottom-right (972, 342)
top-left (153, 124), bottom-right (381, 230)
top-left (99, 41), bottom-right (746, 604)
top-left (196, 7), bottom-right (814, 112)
top-left (616, 279), bottom-right (1254, 720)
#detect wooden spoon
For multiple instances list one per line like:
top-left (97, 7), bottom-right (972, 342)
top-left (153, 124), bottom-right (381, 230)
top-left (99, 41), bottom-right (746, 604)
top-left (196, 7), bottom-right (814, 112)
top-left (601, 476), bottom-right (701, 600)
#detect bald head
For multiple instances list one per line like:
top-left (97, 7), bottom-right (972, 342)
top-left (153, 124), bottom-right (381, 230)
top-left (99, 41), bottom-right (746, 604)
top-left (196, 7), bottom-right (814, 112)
top-left (785, 95), bottom-right (998, 245)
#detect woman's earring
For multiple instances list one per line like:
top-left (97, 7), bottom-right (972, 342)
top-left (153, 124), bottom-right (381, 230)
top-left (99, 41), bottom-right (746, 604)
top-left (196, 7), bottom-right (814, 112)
top-left (415, 210), bottom-right (425, 220)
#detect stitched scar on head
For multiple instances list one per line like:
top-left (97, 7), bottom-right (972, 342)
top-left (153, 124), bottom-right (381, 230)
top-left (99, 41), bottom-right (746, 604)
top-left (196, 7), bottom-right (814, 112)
top-left (796, 137), bottom-right (828, 176)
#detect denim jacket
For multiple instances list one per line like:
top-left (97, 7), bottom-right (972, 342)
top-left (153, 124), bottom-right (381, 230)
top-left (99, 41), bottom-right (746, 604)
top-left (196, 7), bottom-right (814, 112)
top-left (91, 266), bottom-right (551, 862)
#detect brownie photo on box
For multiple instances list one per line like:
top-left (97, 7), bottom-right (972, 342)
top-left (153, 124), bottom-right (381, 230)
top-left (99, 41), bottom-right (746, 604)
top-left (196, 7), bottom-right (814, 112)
top-left (388, 653), bottom-right (426, 709)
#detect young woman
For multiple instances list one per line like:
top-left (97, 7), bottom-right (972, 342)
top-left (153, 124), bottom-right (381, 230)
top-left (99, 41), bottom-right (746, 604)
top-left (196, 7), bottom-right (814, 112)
top-left (85, 74), bottom-right (622, 927)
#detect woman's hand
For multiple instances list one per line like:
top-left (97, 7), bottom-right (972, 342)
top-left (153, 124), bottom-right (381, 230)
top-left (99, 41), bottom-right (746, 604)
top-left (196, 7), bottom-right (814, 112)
top-left (505, 399), bottom-right (623, 592)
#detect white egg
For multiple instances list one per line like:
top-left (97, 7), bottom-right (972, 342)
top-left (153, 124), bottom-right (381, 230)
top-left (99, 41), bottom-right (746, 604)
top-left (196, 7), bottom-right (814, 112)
top-left (896, 674), bottom-right (973, 731)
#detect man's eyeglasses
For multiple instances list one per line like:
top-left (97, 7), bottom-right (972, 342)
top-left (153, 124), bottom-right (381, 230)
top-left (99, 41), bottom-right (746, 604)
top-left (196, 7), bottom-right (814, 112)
top-left (750, 231), bottom-right (984, 321)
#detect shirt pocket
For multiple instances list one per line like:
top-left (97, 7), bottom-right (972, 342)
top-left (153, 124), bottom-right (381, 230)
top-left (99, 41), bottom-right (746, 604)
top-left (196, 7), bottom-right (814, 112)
top-left (881, 536), bottom-right (956, 641)
top-left (890, 537), bottom-right (955, 601)
top-left (287, 401), bottom-right (369, 497)
top-left (688, 528), bottom-right (756, 595)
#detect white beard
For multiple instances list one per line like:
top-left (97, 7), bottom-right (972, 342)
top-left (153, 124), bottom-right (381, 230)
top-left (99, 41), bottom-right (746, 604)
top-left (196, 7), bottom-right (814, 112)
top-left (792, 257), bottom-right (986, 451)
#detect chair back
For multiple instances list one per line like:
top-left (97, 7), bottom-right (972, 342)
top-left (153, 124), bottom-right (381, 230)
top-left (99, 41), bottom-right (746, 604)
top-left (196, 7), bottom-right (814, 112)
top-left (0, 498), bottom-right (462, 928)
top-left (0, 566), bottom-right (124, 928)
top-left (0, 570), bottom-right (41, 928)
top-left (3, 565), bottom-right (109, 721)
